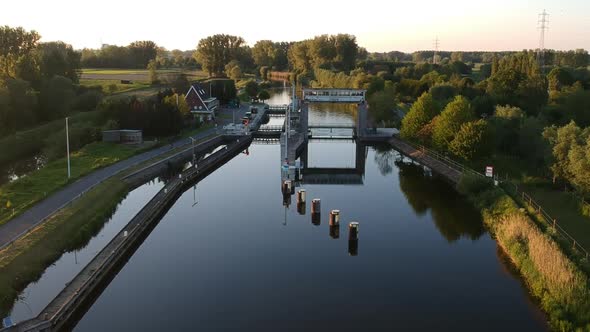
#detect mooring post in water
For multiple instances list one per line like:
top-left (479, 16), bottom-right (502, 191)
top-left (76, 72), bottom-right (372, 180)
top-left (312, 213), bottom-right (321, 226)
top-left (329, 210), bottom-right (340, 226)
top-left (282, 180), bottom-right (293, 195)
top-left (311, 198), bottom-right (321, 214)
top-left (297, 189), bottom-right (306, 204)
top-left (297, 202), bottom-right (306, 215)
top-left (348, 222), bottom-right (359, 256)
top-left (329, 225), bottom-right (340, 239)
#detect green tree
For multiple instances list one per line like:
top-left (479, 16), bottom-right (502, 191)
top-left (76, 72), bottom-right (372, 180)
top-left (38, 75), bottom-right (75, 120)
top-left (260, 66), bottom-right (269, 80)
top-left (547, 67), bottom-right (574, 91)
top-left (258, 90), bottom-right (270, 102)
top-left (0, 26), bottom-right (40, 79)
top-left (432, 95), bottom-right (475, 150)
top-left (194, 34), bottom-right (246, 77)
top-left (128, 40), bottom-right (158, 68)
top-left (147, 59), bottom-right (158, 85)
top-left (252, 40), bottom-right (276, 67)
top-left (244, 80), bottom-right (259, 100)
top-left (449, 119), bottom-right (490, 160)
top-left (224, 60), bottom-right (242, 80)
top-left (543, 121), bottom-right (583, 184)
top-left (37, 42), bottom-right (81, 83)
top-left (368, 86), bottom-right (397, 125)
top-left (400, 92), bottom-right (439, 140)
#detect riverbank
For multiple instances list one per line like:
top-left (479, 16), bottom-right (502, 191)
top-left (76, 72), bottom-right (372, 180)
top-left (0, 142), bottom-right (154, 226)
top-left (0, 178), bottom-right (129, 318)
top-left (457, 175), bottom-right (590, 331)
top-left (0, 131), bottom-right (220, 322)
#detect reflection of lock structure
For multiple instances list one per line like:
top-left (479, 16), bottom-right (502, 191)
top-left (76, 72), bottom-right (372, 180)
top-left (348, 222), bottom-right (359, 256)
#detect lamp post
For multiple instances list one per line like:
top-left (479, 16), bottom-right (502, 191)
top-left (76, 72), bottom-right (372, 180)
top-left (66, 117), bottom-right (71, 179)
top-left (189, 137), bottom-right (196, 167)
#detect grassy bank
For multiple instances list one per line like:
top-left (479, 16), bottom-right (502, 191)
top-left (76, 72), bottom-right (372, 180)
top-left (0, 142), bottom-right (152, 226)
top-left (458, 175), bottom-right (590, 331)
top-left (0, 178), bottom-right (129, 317)
top-left (0, 111), bottom-right (104, 165)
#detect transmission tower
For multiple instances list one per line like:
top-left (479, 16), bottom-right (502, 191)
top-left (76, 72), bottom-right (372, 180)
top-left (537, 9), bottom-right (549, 71)
top-left (433, 37), bottom-right (440, 64)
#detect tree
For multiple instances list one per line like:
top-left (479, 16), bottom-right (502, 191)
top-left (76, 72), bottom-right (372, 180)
top-left (400, 92), bottom-right (439, 140)
top-left (194, 34), bottom-right (246, 77)
top-left (38, 75), bottom-right (75, 120)
top-left (224, 60), bottom-right (242, 80)
top-left (128, 40), bottom-right (158, 68)
top-left (485, 51), bottom-right (547, 115)
top-left (449, 119), bottom-right (490, 160)
top-left (260, 66), bottom-right (269, 80)
top-left (252, 40), bottom-right (276, 67)
top-left (244, 80), bottom-right (259, 100)
top-left (432, 95), bottom-right (475, 150)
top-left (368, 86), bottom-right (397, 124)
top-left (0, 26), bottom-right (40, 79)
top-left (37, 42), bottom-right (81, 83)
top-left (171, 73), bottom-right (190, 94)
top-left (258, 90), bottom-right (270, 102)
top-left (147, 59), bottom-right (158, 85)
top-left (547, 67), bottom-right (574, 91)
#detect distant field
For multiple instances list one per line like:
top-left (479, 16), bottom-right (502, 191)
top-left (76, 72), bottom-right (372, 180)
top-left (80, 68), bottom-right (208, 82)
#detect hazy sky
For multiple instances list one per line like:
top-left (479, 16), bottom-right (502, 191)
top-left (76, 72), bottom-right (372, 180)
top-left (1, 0), bottom-right (588, 52)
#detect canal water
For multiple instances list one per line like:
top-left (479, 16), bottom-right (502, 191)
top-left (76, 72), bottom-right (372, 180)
top-left (72, 141), bottom-right (547, 331)
top-left (3, 88), bottom-right (548, 331)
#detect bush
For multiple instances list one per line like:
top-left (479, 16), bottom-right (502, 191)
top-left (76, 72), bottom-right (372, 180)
top-left (42, 122), bottom-right (100, 161)
top-left (457, 173), bottom-right (493, 196)
top-left (581, 201), bottom-right (590, 218)
top-left (72, 90), bottom-right (103, 112)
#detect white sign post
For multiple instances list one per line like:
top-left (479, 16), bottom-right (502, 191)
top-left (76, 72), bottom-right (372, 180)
top-left (485, 166), bottom-right (493, 178)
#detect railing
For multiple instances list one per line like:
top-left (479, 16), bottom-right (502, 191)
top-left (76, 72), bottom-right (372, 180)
top-left (504, 182), bottom-right (589, 260)
top-left (398, 138), bottom-right (486, 178)
top-left (258, 125), bottom-right (284, 132)
top-left (394, 137), bottom-right (589, 260)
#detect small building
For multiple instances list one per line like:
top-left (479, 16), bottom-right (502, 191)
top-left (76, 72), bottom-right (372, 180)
top-left (102, 130), bottom-right (143, 144)
top-left (185, 83), bottom-right (219, 122)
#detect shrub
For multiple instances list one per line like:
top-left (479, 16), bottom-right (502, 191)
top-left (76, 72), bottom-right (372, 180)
top-left (72, 90), bottom-right (103, 112)
top-left (457, 173), bottom-right (493, 196)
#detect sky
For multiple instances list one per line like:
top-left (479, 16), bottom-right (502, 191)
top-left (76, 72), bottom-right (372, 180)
top-left (1, 0), bottom-right (588, 52)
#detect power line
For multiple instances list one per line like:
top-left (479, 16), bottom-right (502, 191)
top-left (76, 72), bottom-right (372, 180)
top-left (433, 37), bottom-right (440, 65)
top-left (537, 9), bottom-right (549, 71)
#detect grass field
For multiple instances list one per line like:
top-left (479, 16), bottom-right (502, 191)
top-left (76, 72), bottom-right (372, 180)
top-left (80, 68), bottom-right (208, 82)
top-left (0, 142), bottom-right (154, 226)
top-left (520, 184), bottom-right (590, 251)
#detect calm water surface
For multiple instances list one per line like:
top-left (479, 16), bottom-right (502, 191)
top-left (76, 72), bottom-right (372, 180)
top-left (3, 88), bottom-right (548, 331)
top-left (73, 139), bottom-right (547, 331)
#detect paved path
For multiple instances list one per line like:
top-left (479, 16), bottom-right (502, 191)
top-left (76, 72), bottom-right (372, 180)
top-left (0, 104), bottom-right (251, 249)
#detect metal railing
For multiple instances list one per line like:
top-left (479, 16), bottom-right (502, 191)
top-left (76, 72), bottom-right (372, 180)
top-left (395, 137), bottom-right (589, 260)
top-left (504, 182), bottom-right (589, 260)
top-left (398, 138), bottom-right (486, 178)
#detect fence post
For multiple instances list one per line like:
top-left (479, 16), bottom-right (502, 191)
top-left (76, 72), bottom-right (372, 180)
top-left (553, 219), bottom-right (556, 227)
top-left (572, 240), bottom-right (577, 251)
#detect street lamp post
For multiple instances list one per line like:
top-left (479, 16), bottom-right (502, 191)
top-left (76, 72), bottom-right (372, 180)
top-left (66, 117), bottom-right (71, 179)
top-left (189, 137), bottom-right (196, 167)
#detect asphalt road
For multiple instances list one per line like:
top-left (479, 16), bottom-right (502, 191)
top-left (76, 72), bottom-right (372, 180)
top-left (0, 104), bottom-right (251, 249)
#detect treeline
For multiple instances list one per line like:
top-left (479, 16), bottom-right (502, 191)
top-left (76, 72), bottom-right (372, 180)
top-left (100, 89), bottom-right (190, 137)
top-left (0, 26), bottom-right (104, 137)
top-left (391, 50), bottom-right (590, 195)
top-left (191, 34), bottom-right (362, 83)
top-left (81, 42), bottom-right (197, 69)
top-left (368, 49), bottom-right (590, 67)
